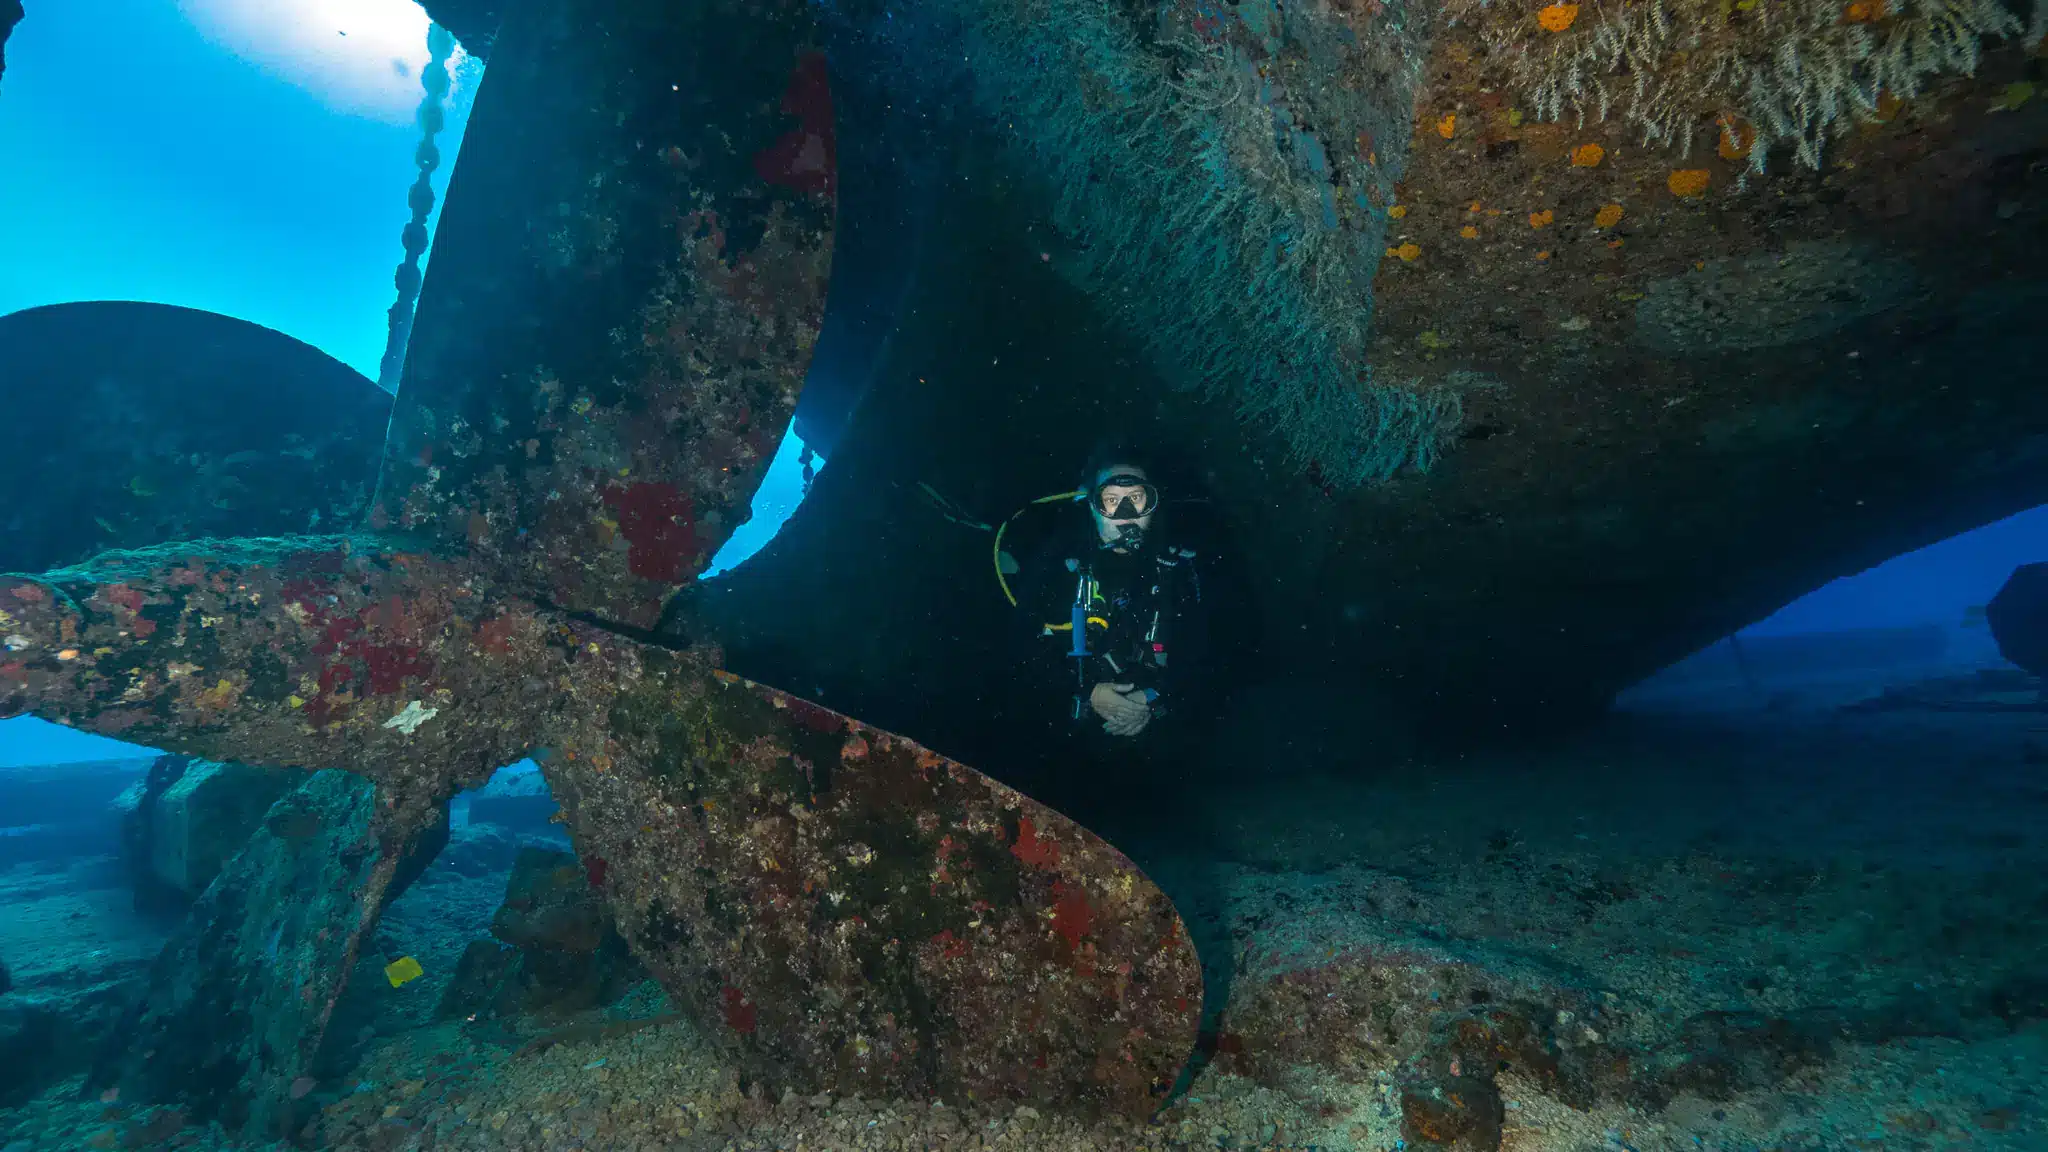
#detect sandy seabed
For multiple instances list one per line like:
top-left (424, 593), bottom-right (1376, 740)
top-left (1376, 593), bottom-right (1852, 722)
top-left (3, 697), bottom-right (2042, 1152)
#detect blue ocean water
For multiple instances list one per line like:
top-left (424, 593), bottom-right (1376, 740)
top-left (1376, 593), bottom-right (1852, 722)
top-left (0, 3), bottom-right (2044, 1150)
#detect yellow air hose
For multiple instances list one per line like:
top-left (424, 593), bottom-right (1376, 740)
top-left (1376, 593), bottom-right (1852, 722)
top-left (994, 490), bottom-right (1085, 606)
top-left (914, 482), bottom-right (1084, 607)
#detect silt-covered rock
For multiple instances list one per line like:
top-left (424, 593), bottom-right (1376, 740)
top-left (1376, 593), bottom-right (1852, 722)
top-left (436, 847), bottom-right (643, 1021)
top-left (93, 770), bottom-right (435, 1140)
top-left (117, 756), bottom-right (297, 909)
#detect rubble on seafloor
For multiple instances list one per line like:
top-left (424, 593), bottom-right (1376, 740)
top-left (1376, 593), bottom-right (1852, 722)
top-left (2, 705), bottom-right (2042, 1152)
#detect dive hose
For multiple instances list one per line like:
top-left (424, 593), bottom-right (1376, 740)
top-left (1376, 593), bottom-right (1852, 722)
top-left (994, 490), bottom-right (1085, 606)
top-left (913, 482), bottom-right (1088, 606)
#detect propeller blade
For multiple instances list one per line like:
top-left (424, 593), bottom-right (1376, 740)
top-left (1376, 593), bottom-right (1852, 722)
top-left (377, 0), bottom-right (836, 630)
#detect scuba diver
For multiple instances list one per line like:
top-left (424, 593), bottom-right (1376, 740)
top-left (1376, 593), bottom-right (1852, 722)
top-left (1002, 446), bottom-right (1211, 745)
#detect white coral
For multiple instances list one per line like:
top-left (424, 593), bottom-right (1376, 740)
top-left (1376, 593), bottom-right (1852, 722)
top-left (1465, 0), bottom-right (2033, 176)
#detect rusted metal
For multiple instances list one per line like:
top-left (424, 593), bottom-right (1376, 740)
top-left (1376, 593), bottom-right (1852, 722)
top-left (0, 302), bottom-right (391, 574)
top-left (101, 770), bottom-right (416, 1141)
top-left (379, 0), bottom-right (836, 630)
top-left (0, 538), bottom-right (560, 827)
top-left (0, 542), bottom-right (1203, 1114)
top-left (544, 664), bottom-right (1201, 1113)
top-left (0, 0), bottom-right (1203, 1119)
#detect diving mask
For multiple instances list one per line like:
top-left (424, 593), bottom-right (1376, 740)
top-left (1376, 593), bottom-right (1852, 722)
top-left (1090, 473), bottom-right (1159, 521)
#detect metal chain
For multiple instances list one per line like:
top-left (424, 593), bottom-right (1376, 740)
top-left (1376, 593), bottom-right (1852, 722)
top-left (377, 22), bottom-right (457, 391)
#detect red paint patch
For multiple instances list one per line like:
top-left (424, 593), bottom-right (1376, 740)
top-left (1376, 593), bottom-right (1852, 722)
top-left (300, 600), bottom-right (441, 718)
top-left (314, 616), bottom-right (363, 658)
top-left (721, 986), bottom-right (758, 1034)
top-left (303, 694), bottom-right (350, 728)
top-left (363, 644), bottom-right (428, 696)
top-left (584, 855), bottom-right (609, 889)
top-left (751, 53), bottom-right (837, 199)
top-left (1010, 816), bottom-right (1061, 870)
top-left (601, 482), bottom-right (701, 583)
top-left (1051, 881), bottom-right (1094, 950)
top-left (279, 582), bottom-right (328, 621)
top-left (101, 584), bottom-right (145, 613)
top-left (933, 835), bottom-right (968, 884)
top-left (776, 692), bottom-right (843, 735)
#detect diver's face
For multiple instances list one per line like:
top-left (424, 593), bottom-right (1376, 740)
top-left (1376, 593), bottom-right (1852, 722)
top-left (1092, 467), bottom-right (1155, 548)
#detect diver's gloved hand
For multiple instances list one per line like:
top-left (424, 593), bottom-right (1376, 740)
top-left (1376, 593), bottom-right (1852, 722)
top-left (1107, 711), bottom-right (1152, 737)
top-left (1092, 681), bottom-right (1153, 737)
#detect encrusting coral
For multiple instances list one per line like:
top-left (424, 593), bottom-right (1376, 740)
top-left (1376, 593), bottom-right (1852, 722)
top-left (1456, 0), bottom-right (2037, 175)
top-left (960, 0), bottom-right (1470, 484)
top-left (843, 0), bottom-right (1469, 486)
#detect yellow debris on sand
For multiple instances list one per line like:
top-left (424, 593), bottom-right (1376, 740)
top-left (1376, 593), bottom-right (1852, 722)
top-left (384, 956), bottom-right (425, 988)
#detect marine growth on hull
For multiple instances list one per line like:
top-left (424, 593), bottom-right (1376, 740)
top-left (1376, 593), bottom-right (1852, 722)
top-left (0, 0), bottom-right (2044, 1149)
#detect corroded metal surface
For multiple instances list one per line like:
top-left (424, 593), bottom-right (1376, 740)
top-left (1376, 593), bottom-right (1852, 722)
top-left (732, 0), bottom-right (2045, 751)
top-left (98, 770), bottom-right (409, 1141)
top-left (1369, 11), bottom-right (2048, 400)
top-left (0, 302), bottom-right (391, 574)
top-left (0, 0), bottom-right (1211, 1119)
top-left (0, 541), bottom-right (1204, 1113)
top-left (1312, 22), bottom-right (2048, 729)
top-left (0, 537), bottom-right (560, 823)
top-left (542, 660), bottom-right (1202, 1114)
top-left (379, 0), bottom-right (835, 630)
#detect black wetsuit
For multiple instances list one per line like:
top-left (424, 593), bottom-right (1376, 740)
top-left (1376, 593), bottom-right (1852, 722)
top-left (1000, 517), bottom-right (1215, 844)
top-left (1014, 523), bottom-right (1211, 738)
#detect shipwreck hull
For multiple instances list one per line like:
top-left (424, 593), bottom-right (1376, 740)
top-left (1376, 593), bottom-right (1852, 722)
top-left (0, 0), bottom-right (1204, 1127)
top-left (0, 539), bottom-right (1201, 1118)
top-left (545, 664), bottom-right (1199, 1112)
